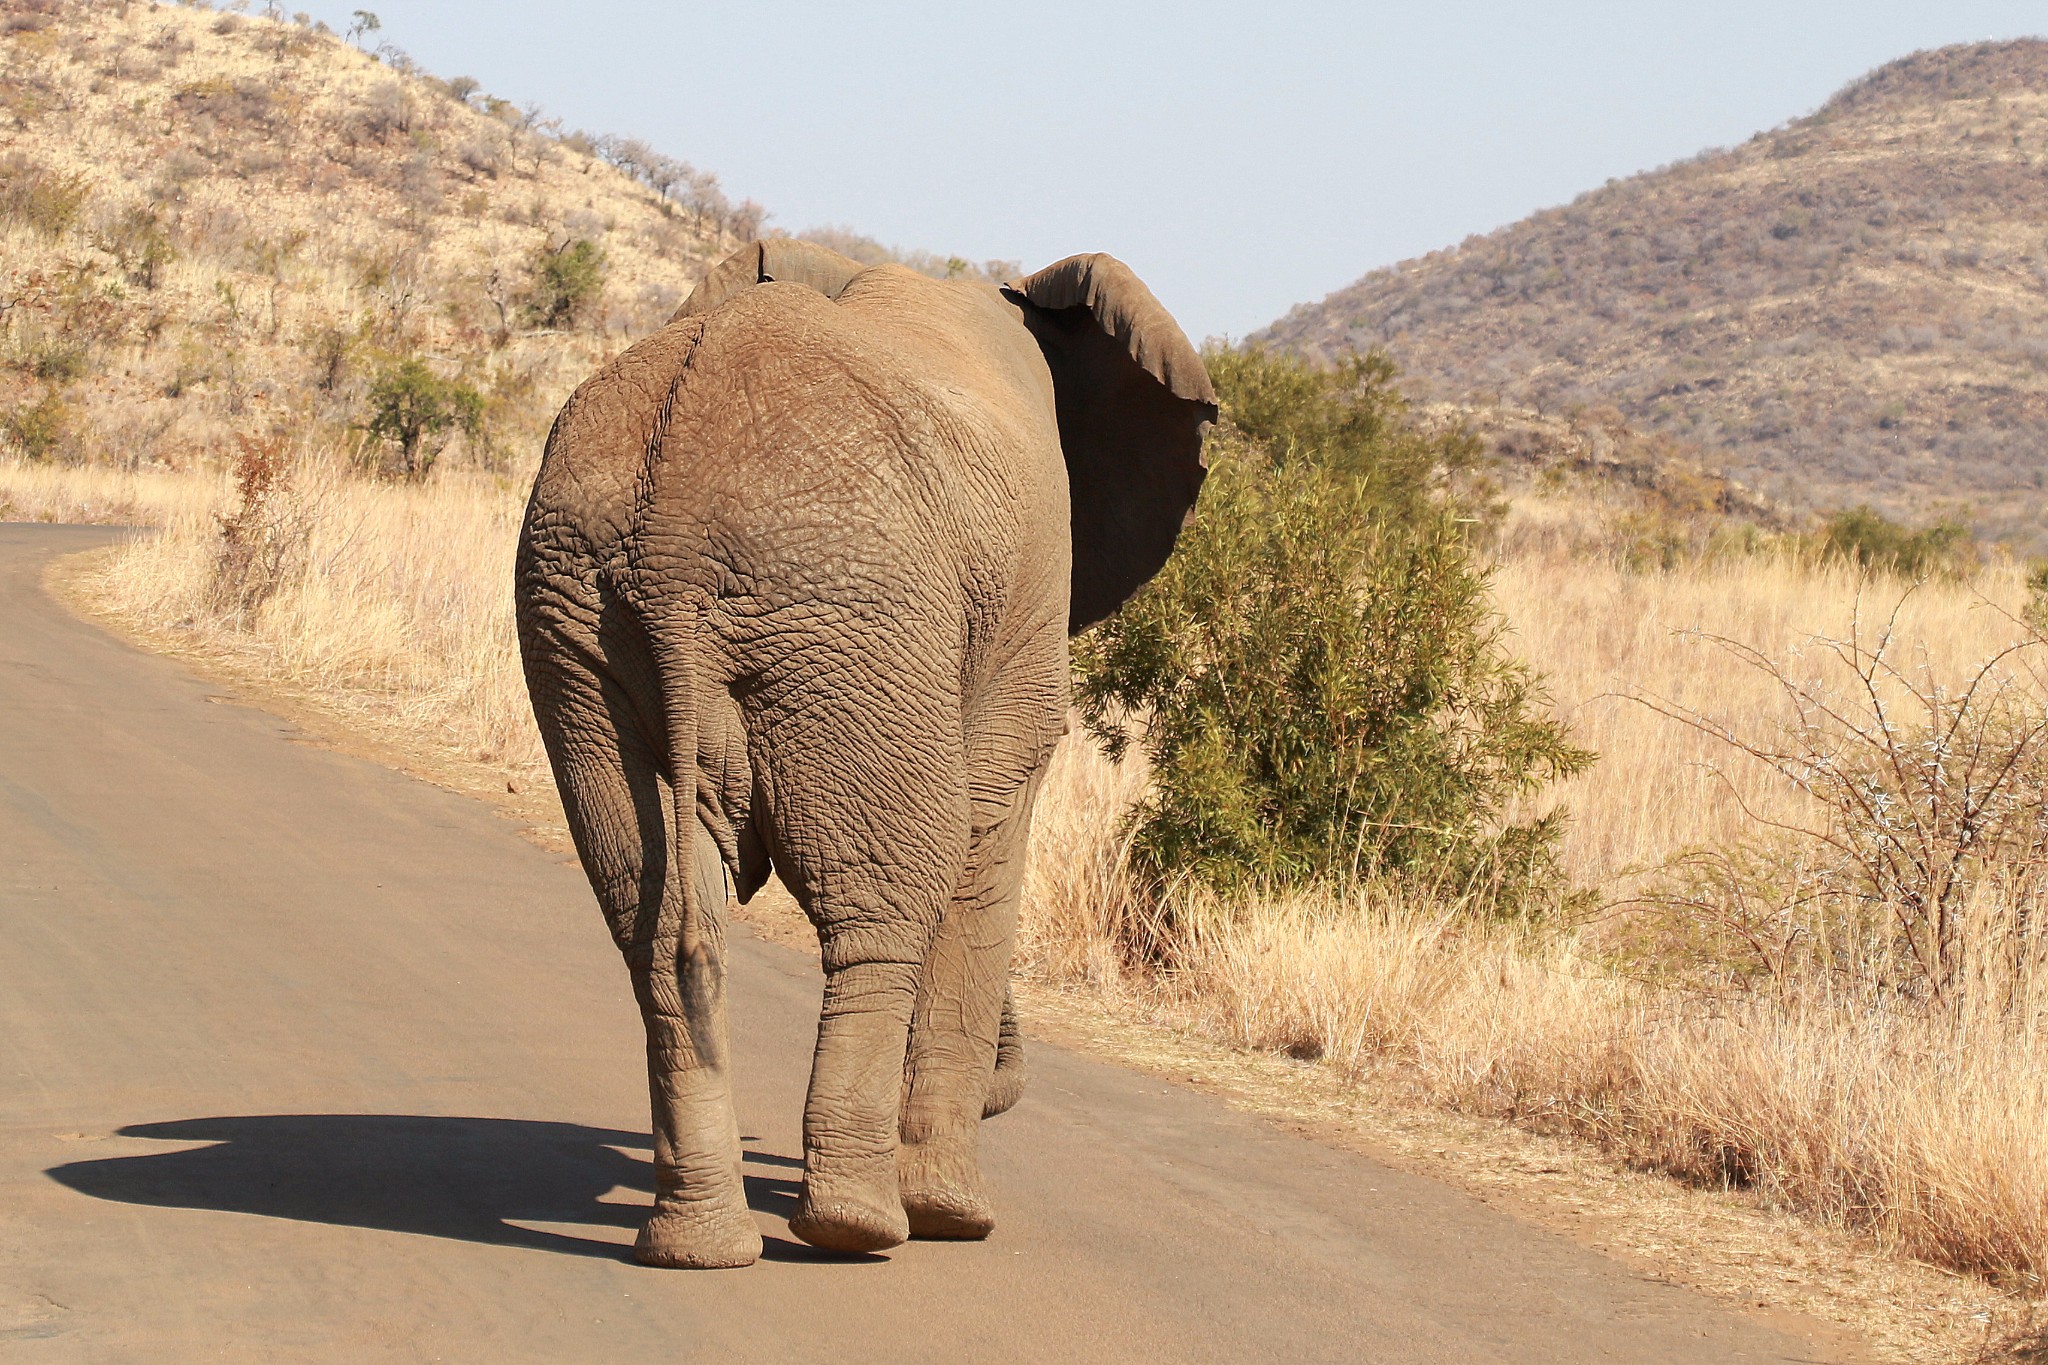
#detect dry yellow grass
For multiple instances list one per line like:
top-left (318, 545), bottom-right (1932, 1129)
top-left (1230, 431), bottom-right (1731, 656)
top-left (154, 469), bottom-right (533, 773)
top-left (1018, 492), bottom-right (2048, 1297)
top-left (0, 455), bottom-right (219, 526)
top-left (3, 454), bottom-right (544, 779)
top-left (12, 450), bottom-right (2048, 1332)
top-left (1491, 527), bottom-right (2034, 887)
top-left (1094, 874), bottom-right (2048, 1289)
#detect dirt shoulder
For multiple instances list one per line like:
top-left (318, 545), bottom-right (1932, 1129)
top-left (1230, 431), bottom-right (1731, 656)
top-left (48, 546), bottom-right (2030, 1365)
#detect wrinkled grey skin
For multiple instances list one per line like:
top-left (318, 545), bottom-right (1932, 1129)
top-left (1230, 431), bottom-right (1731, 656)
top-left (515, 240), bottom-right (1215, 1267)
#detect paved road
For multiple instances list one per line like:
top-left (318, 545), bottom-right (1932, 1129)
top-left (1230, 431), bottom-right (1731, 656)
top-left (0, 523), bottom-right (1847, 1364)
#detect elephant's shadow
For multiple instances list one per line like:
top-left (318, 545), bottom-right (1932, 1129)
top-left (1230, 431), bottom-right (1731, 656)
top-left (45, 1114), bottom-right (875, 1264)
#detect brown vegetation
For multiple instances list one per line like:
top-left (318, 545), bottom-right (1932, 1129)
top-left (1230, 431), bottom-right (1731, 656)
top-left (1257, 41), bottom-right (2048, 546)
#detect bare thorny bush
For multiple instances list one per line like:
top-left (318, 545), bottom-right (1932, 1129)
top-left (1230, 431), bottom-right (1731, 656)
top-left (212, 431), bottom-right (312, 619)
top-left (1628, 585), bottom-right (2048, 1014)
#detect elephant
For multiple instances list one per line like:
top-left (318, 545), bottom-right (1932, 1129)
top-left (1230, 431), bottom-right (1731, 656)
top-left (514, 238), bottom-right (1215, 1268)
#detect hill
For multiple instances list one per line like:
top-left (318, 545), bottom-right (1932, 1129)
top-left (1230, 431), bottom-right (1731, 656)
top-left (0, 0), bottom-right (767, 475)
top-left (1256, 41), bottom-right (2048, 544)
top-left (0, 0), bottom-right (1014, 482)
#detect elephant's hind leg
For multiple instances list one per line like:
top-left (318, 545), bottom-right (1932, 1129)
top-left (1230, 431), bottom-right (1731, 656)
top-left (899, 754), bottom-right (1050, 1239)
top-left (629, 826), bottom-right (756, 1269)
top-left (528, 638), bottom-right (759, 1269)
top-left (749, 704), bottom-right (973, 1255)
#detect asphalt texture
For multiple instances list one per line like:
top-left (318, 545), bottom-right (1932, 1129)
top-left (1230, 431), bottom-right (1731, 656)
top-left (0, 523), bottom-right (1849, 1363)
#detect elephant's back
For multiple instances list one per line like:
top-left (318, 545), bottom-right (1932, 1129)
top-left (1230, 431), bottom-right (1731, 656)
top-left (521, 277), bottom-right (1068, 685)
top-left (641, 283), bottom-right (1065, 676)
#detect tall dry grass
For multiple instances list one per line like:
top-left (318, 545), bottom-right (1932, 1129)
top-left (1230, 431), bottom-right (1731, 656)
top-left (1019, 502), bottom-right (2048, 1291)
top-left (3, 454), bottom-right (543, 777)
top-left (1490, 543), bottom-right (2034, 890)
top-left (11, 452), bottom-right (2048, 1293)
top-left (0, 457), bottom-right (220, 527)
top-left (1110, 872), bottom-right (2048, 1286)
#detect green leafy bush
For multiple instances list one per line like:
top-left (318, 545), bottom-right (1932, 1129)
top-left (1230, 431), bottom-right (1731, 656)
top-left (359, 356), bottom-right (482, 480)
top-left (520, 237), bottom-right (607, 330)
top-left (1812, 504), bottom-right (1977, 579)
top-left (1076, 348), bottom-right (1593, 910)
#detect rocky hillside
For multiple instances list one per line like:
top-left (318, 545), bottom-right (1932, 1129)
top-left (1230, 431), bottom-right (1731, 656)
top-left (1258, 41), bottom-right (2048, 543)
top-left (0, 0), bottom-right (759, 479)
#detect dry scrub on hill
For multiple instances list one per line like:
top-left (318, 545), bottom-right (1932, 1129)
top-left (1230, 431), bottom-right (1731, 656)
top-left (0, 1), bottom-right (1030, 490)
top-left (0, 0), bottom-right (741, 488)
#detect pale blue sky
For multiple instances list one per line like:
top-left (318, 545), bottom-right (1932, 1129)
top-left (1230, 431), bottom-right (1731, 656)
top-left (294, 2), bottom-right (2046, 341)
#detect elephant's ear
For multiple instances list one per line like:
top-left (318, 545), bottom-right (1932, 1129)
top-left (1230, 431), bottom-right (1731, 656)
top-left (1004, 254), bottom-right (1217, 633)
top-left (669, 239), bottom-right (868, 322)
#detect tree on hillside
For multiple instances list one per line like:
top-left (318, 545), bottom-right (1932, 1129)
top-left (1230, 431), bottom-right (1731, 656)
top-left (359, 357), bottom-right (482, 481)
top-left (519, 238), bottom-right (607, 330)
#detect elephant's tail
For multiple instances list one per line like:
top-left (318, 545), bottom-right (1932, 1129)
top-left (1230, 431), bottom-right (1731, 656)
top-left (639, 591), bottom-right (707, 997)
top-left (983, 988), bottom-right (1027, 1118)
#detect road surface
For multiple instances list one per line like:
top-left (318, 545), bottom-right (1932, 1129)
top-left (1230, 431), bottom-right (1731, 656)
top-left (0, 524), bottom-right (1848, 1363)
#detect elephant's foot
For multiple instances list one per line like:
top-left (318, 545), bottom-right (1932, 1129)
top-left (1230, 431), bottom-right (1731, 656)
top-left (897, 1135), bottom-right (994, 1240)
top-left (901, 1185), bottom-right (994, 1240)
top-left (789, 1166), bottom-right (909, 1253)
top-left (634, 1195), bottom-right (762, 1270)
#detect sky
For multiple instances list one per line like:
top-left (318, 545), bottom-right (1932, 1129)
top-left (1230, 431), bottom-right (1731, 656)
top-left (291, 1), bottom-right (2048, 342)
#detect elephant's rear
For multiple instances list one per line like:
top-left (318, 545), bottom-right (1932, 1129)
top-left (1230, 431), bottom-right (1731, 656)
top-left (630, 283), bottom-right (1069, 703)
top-left (510, 242), bottom-right (1215, 1264)
top-left (516, 282), bottom-right (1061, 949)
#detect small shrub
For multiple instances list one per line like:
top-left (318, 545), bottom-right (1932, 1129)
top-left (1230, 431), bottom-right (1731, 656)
top-left (1634, 598), bottom-right (2048, 1005)
top-left (0, 388), bottom-right (69, 462)
top-left (0, 155), bottom-right (90, 238)
top-left (456, 129), bottom-right (507, 178)
top-left (519, 237), bottom-right (606, 329)
top-left (213, 432), bottom-right (309, 617)
top-left (359, 80), bottom-right (412, 139)
top-left (98, 203), bottom-right (174, 290)
top-left (30, 342), bottom-right (88, 382)
top-left (171, 76), bottom-right (277, 132)
top-left (158, 148), bottom-right (209, 190)
top-left (358, 355), bottom-right (483, 480)
top-left (1813, 504), bottom-right (1978, 579)
top-left (1076, 348), bottom-right (1592, 910)
top-left (2025, 561), bottom-right (2048, 635)
top-left (308, 323), bottom-right (356, 393)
